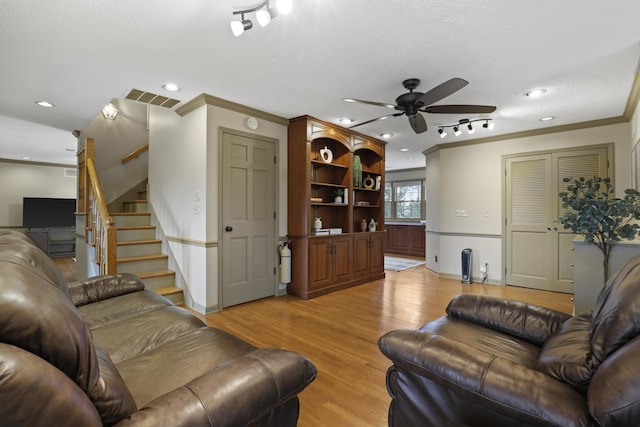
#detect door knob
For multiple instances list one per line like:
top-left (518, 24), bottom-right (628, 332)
top-left (225, 226), bottom-right (233, 232)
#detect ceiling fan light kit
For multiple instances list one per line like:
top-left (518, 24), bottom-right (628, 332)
top-left (231, 0), bottom-right (291, 36)
top-left (344, 77), bottom-right (497, 135)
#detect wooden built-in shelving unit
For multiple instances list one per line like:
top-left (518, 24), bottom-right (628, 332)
top-left (287, 115), bottom-right (386, 299)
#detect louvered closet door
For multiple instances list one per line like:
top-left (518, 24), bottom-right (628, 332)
top-left (505, 147), bottom-right (608, 292)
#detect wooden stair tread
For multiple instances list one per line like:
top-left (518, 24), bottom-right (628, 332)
top-left (137, 269), bottom-right (175, 279)
top-left (111, 212), bottom-right (151, 216)
top-left (115, 225), bottom-right (156, 230)
top-left (118, 254), bottom-right (168, 263)
top-left (123, 200), bottom-right (147, 203)
top-left (117, 239), bottom-right (162, 246)
top-left (153, 286), bottom-right (182, 296)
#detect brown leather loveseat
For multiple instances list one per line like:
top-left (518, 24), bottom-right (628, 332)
top-left (379, 254), bottom-right (640, 426)
top-left (0, 230), bottom-right (317, 426)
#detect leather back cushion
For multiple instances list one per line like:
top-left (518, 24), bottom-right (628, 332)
top-left (0, 260), bottom-right (94, 385)
top-left (588, 335), bottom-right (640, 425)
top-left (0, 230), bottom-right (69, 296)
top-left (0, 260), bottom-right (136, 424)
top-left (537, 312), bottom-right (594, 393)
top-left (590, 254), bottom-right (640, 363)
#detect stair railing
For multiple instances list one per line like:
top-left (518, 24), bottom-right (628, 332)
top-left (83, 140), bottom-right (117, 275)
top-left (121, 143), bottom-right (149, 164)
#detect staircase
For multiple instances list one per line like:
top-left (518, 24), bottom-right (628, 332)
top-left (112, 191), bottom-right (183, 304)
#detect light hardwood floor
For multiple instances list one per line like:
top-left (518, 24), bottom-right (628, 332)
top-left (55, 257), bottom-right (574, 426)
top-left (201, 265), bottom-right (574, 427)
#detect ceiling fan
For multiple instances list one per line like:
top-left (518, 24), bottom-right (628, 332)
top-left (343, 78), bottom-right (496, 134)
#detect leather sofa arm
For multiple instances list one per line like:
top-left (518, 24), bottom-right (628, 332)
top-left (68, 273), bottom-right (146, 306)
top-left (446, 294), bottom-right (572, 345)
top-left (0, 343), bottom-right (103, 427)
top-left (378, 330), bottom-right (590, 427)
top-left (114, 347), bottom-right (317, 427)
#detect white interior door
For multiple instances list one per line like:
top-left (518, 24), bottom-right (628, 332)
top-left (221, 130), bottom-right (276, 308)
top-left (505, 147), bottom-right (608, 292)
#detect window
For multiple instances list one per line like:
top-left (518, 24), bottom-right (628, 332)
top-left (385, 180), bottom-right (425, 220)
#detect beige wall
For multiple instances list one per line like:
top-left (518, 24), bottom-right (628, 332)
top-left (425, 122), bottom-right (631, 283)
top-left (149, 98), bottom-right (288, 314)
top-left (0, 161), bottom-right (76, 227)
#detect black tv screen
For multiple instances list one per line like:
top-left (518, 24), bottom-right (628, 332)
top-left (23, 197), bottom-right (76, 228)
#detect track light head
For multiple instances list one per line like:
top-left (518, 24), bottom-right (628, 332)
top-left (467, 123), bottom-right (475, 134)
top-left (453, 126), bottom-right (461, 136)
top-left (232, 0), bottom-right (289, 35)
top-left (231, 15), bottom-right (252, 36)
top-left (438, 128), bottom-right (447, 138)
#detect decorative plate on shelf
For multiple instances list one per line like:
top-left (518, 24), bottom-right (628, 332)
top-left (363, 175), bottom-right (375, 189)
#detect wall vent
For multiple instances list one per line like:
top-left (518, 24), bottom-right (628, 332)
top-left (64, 168), bottom-right (78, 178)
top-left (125, 89), bottom-right (181, 108)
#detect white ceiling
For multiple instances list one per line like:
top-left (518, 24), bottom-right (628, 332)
top-left (1, 0), bottom-right (639, 169)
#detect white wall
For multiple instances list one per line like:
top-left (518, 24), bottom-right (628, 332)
top-left (149, 99), bottom-right (288, 314)
top-left (0, 161), bottom-right (76, 227)
top-left (425, 122), bottom-right (631, 283)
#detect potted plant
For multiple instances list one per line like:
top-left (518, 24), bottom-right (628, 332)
top-left (333, 188), bottom-right (344, 203)
top-left (559, 176), bottom-right (640, 280)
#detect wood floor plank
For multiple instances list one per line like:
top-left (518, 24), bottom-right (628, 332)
top-left (202, 266), bottom-right (574, 427)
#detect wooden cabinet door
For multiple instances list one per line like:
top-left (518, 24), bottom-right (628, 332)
top-left (353, 234), bottom-right (371, 278)
top-left (309, 237), bottom-right (333, 290)
top-left (408, 226), bottom-right (426, 256)
top-left (369, 233), bottom-right (385, 275)
top-left (332, 235), bottom-right (353, 284)
top-left (387, 225), bottom-right (408, 252)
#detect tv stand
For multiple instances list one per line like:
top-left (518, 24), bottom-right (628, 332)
top-left (25, 227), bottom-right (75, 258)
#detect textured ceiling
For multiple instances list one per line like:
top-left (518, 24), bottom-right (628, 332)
top-left (0, 0), bottom-right (639, 169)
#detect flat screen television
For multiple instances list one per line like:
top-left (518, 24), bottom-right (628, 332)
top-left (22, 197), bottom-right (76, 229)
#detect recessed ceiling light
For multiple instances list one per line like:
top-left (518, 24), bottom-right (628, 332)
top-left (400, 148), bottom-right (409, 152)
top-left (380, 133), bottom-right (393, 139)
top-left (36, 100), bottom-right (54, 108)
top-left (525, 88), bottom-right (548, 98)
top-left (163, 82), bottom-right (180, 92)
top-left (339, 118), bottom-right (353, 125)
top-left (21, 156), bottom-right (31, 160)
top-left (539, 116), bottom-right (556, 121)
top-left (407, 156), bottom-right (414, 159)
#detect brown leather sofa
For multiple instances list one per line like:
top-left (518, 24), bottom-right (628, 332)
top-left (379, 254), bottom-right (640, 427)
top-left (0, 230), bottom-right (317, 426)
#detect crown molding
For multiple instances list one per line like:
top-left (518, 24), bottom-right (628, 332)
top-left (176, 93), bottom-right (289, 126)
top-left (423, 115), bottom-right (627, 156)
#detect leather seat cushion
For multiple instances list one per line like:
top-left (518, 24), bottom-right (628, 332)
top-left (115, 327), bottom-right (257, 407)
top-left (418, 317), bottom-right (540, 369)
top-left (79, 289), bottom-right (173, 329)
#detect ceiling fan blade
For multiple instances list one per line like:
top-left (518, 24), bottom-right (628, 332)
top-left (418, 78), bottom-right (469, 106)
top-left (408, 113), bottom-right (428, 134)
top-left (349, 113), bottom-right (400, 129)
top-left (425, 104), bottom-right (497, 114)
top-left (343, 98), bottom-right (396, 109)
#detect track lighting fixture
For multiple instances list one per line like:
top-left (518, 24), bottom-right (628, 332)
top-left (231, 0), bottom-right (291, 37)
top-left (482, 120), bottom-right (494, 130)
top-left (439, 118), bottom-right (494, 139)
